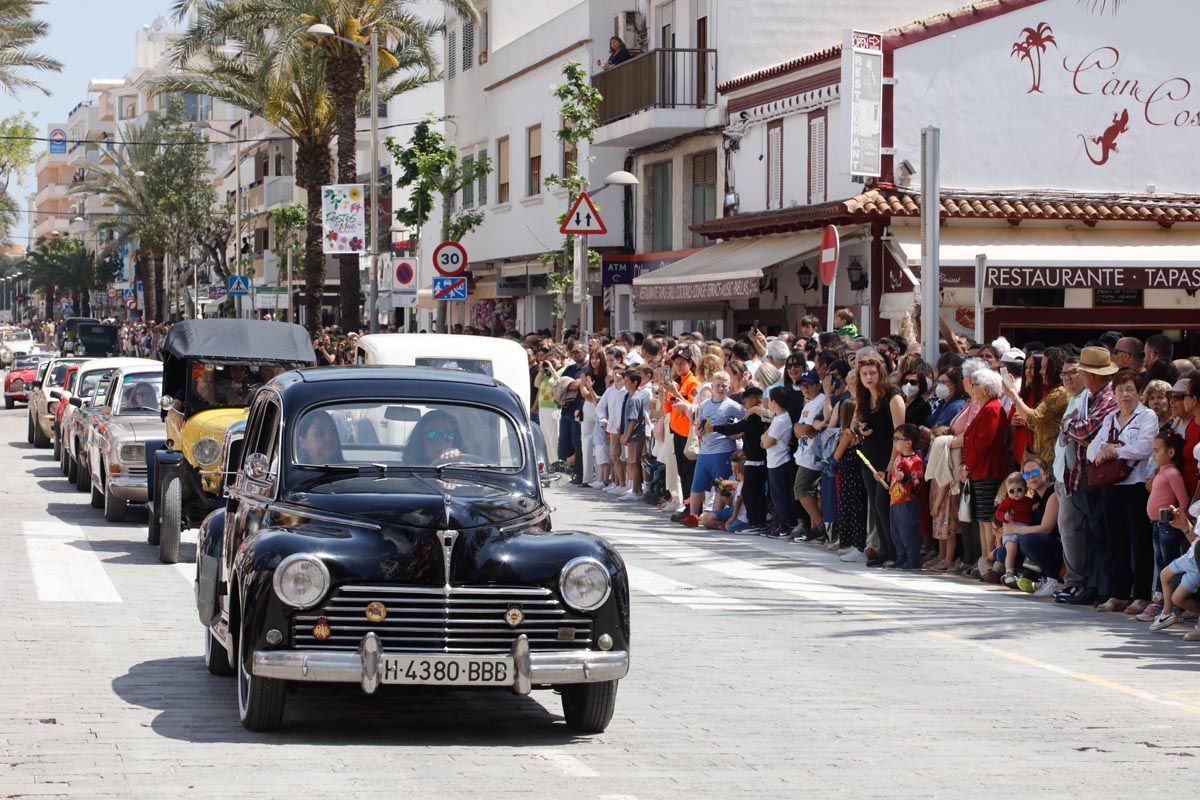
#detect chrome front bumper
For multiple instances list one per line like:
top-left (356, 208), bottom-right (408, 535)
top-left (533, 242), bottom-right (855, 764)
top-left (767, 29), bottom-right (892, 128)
top-left (252, 632), bottom-right (629, 694)
top-left (107, 474), bottom-right (148, 502)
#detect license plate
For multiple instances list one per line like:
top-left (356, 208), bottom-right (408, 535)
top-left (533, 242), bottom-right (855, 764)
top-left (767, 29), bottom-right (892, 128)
top-left (380, 655), bottom-right (513, 686)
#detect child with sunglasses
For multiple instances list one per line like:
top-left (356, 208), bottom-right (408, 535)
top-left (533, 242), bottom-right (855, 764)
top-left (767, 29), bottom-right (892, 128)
top-left (995, 471), bottom-right (1037, 587)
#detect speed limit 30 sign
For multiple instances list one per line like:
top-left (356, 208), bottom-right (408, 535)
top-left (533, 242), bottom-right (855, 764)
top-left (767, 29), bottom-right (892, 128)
top-left (432, 241), bottom-right (468, 277)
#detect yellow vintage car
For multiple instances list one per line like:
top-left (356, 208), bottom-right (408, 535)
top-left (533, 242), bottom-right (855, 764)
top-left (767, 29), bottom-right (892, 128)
top-left (148, 319), bottom-right (316, 564)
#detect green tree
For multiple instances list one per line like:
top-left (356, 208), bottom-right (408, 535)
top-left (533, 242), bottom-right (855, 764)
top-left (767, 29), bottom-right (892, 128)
top-left (161, 17), bottom-right (335, 331)
top-left (270, 202), bottom-right (305, 322)
top-left (0, 113), bottom-right (35, 241)
top-left (172, 0), bottom-right (469, 329)
top-left (541, 61), bottom-right (603, 331)
top-left (0, 0), bottom-right (61, 97)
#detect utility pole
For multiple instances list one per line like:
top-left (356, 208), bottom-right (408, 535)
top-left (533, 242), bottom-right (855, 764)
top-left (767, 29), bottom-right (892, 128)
top-left (920, 126), bottom-right (941, 365)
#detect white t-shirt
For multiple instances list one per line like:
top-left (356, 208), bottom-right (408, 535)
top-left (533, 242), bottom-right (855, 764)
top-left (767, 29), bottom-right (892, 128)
top-left (765, 412), bottom-right (793, 469)
top-left (793, 393), bottom-right (827, 470)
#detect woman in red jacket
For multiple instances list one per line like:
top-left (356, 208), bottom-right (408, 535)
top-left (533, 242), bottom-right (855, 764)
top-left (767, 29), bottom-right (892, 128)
top-left (956, 367), bottom-right (1010, 575)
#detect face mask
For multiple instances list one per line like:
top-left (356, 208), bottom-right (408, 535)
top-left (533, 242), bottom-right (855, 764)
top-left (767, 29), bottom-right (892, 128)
top-left (902, 382), bottom-right (920, 398)
top-left (935, 384), bottom-right (951, 401)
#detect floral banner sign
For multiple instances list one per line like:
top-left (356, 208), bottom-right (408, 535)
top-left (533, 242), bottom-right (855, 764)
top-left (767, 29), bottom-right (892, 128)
top-left (321, 184), bottom-right (366, 254)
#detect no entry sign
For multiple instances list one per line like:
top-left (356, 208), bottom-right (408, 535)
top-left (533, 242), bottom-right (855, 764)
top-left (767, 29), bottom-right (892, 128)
top-left (820, 225), bottom-right (840, 286)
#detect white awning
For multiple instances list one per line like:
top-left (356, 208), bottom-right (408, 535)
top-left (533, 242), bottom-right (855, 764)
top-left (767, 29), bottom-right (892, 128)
top-left (632, 230), bottom-right (825, 303)
top-left (890, 225), bottom-right (1200, 268)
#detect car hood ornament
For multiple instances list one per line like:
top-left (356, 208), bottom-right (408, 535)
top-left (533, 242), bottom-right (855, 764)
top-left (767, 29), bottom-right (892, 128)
top-left (438, 528), bottom-right (459, 588)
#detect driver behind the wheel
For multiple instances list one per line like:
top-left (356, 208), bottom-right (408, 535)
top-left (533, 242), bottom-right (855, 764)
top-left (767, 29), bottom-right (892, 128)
top-left (296, 410), bottom-right (344, 465)
top-left (126, 381), bottom-right (157, 410)
top-left (405, 410), bottom-right (464, 465)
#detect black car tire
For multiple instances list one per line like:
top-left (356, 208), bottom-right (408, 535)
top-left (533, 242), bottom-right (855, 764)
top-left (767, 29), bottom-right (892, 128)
top-left (26, 414), bottom-right (33, 443)
top-left (32, 417), bottom-right (49, 448)
top-left (73, 451), bottom-right (89, 492)
top-left (59, 439), bottom-right (68, 475)
top-left (52, 430), bottom-right (60, 461)
top-left (159, 475), bottom-right (182, 564)
top-left (90, 477), bottom-right (104, 509)
top-left (103, 477), bottom-right (126, 523)
top-left (147, 479), bottom-right (161, 546)
top-left (205, 625), bottom-right (235, 677)
top-left (560, 679), bottom-right (619, 733)
top-left (237, 610), bottom-right (285, 730)
top-left (4, 397), bottom-right (13, 410)
top-left (66, 448), bottom-right (79, 484)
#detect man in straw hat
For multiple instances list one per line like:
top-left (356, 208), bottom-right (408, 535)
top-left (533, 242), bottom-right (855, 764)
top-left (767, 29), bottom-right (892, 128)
top-left (1055, 346), bottom-right (1118, 606)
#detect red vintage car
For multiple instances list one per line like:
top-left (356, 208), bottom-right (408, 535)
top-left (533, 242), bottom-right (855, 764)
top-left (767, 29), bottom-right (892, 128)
top-left (4, 354), bottom-right (48, 409)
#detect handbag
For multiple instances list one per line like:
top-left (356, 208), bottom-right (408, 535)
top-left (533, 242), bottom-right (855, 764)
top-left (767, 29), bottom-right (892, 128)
top-left (1086, 415), bottom-right (1135, 489)
top-left (683, 423), bottom-right (700, 461)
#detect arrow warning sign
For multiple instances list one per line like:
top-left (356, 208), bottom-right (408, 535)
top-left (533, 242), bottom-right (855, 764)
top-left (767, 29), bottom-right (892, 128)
top-left (559, 191), bottom-right (607, 235)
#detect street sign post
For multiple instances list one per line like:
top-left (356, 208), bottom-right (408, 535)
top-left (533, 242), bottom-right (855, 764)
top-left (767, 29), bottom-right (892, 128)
top-left (560, 192), bottom-right (607, 235)
top-left (432, 241), bottom-right (468, 277)
top-left (228, 274), bottom-right (252, 297)
top-left (432, 276), bottom-right (468, 301)
top-left (820, 225), bottom-right (840, 332)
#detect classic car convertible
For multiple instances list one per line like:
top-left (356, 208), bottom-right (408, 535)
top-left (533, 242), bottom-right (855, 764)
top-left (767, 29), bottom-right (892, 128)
top-left (194, 366), bottom-right (629, 732)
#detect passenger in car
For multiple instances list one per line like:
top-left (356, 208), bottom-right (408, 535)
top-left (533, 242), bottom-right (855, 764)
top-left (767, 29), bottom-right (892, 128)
top-left (405, 410), bottom-right (464, 465)
top-left (296, 410), bottom-right (343, 464)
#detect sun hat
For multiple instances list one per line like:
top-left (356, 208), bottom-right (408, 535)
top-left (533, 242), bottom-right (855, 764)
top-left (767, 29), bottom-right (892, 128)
top-left (1000, 348), bottom-right (1025, 364)
top-left (1078, 345), bottom-right (1118, 376)
top-left (1171, 378), bottom-right (1191, 394)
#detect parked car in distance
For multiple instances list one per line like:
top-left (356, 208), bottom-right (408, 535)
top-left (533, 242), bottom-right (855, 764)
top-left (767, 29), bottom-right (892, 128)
top-left (0, 328), bottom-right (36, 366)
top-left (28, 356), bottom-right (90, 448)
top-left (86, 363), bottom-right (165, 521)
top-left (195, 366), bottom-right (629, 733)
top-left (4, 354), bottom-right (49, 408)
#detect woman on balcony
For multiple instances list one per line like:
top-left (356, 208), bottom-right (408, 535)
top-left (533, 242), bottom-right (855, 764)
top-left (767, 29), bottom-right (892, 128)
top-left (604, 37), bottom-right (633, 69)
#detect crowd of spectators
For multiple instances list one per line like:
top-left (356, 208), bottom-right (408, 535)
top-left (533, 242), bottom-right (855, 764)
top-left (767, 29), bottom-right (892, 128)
top-left (527, 315), bottom-right (1200, 640)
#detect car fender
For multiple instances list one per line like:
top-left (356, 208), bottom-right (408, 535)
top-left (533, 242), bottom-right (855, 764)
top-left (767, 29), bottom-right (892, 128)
top-left (146, 439), bottom-right (172, 491)
top-left (195, 507), bottom-right (227, 626)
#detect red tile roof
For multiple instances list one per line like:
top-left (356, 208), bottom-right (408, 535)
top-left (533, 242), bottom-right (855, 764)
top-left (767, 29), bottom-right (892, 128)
top-left (691, 189), bottom-right (1200, 240)
top-left (718, 46), bottom-right (841, 94)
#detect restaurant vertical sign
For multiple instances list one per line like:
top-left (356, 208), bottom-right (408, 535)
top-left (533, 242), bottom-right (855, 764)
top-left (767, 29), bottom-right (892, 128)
top-left (321, 184), bottom-right (367, 254)
top-left (844, 30), bottom-right (884, 178)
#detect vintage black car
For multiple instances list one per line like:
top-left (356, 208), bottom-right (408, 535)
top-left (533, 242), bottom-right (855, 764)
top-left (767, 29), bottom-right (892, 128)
top-left (195, 366), bottom-right (630, 732)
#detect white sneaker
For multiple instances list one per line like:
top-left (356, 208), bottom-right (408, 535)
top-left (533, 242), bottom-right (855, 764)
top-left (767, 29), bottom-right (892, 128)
top-left (1033, 578), bottom-right (1063, 598)
top-left (618, 491), bottom-right (642, 502)
top-left (839, 548), bottom-right (867, 563)
top-left (604, 484), bottom-right (622, 494)
top-left (587, 481), bottom-right (606, 489)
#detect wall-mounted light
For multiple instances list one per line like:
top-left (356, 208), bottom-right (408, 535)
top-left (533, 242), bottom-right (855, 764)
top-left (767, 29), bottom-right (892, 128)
top-left (796, 263), bottom-right (817, 292)
top-left (848, 257), bottom-right (868, 291)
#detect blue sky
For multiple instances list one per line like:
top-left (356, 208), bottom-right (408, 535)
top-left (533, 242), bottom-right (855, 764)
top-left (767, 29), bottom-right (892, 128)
top-left (2, 1), bottom-right (174, 194)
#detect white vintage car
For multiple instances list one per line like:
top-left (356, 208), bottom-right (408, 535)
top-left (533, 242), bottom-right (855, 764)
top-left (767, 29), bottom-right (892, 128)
top-left (0, 328), bottom-right (36, 366)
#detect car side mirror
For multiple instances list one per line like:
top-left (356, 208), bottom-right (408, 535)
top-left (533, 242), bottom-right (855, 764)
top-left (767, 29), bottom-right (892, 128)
top-left (245, 452), bottom-right (272, 482)
top-left (159, 395), bottom-right (175, 411)
top-left (32, 379), bottom-right (42, 390)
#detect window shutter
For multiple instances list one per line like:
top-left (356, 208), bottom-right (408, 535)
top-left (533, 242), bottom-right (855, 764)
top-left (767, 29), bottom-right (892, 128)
top-left (461, 155), bottom-right (474, 208)
top-left (693, 151), bottom-right (717, 185)
top-left (477, 150), bottom-right (488, 205)
top-left (809, 116), bottom-right (826, 204)
top-left (462, 19), bottom-right (474, 72)
top-left (448, 30), bottom-right (457, 80)
top-left (766, 121), bottom-right (782, 210)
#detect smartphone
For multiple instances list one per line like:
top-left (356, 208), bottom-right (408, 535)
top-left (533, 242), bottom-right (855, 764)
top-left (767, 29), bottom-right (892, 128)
top-left (753, 319), bottom-right (760, 330)
top-left (1160, 507), bottom-right (1174, 523)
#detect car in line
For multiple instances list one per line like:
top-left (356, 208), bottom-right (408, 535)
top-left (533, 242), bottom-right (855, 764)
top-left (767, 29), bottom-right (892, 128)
top-left (53, 364), bottom-right (82, 470)
top-left (149, 319), bottom-right (316, 564)
top-left (193, 366), bottom-right (629, 733)
top-left (85, 363), bottom-right (165, 521)
top-left (28, 355), bottom-right (91, 448)
top-left (4, 353), bottom-right (49, 408)
top-left (0, 328), bottom-right (37, 366)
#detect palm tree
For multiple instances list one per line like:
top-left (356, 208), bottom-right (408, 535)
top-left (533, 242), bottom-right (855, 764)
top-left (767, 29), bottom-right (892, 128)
top-left (172, 0), bottom-right (466, 328)
top-left (160, 21), bottom-right (336, 332)
top-left (71, 122), bottom-right (166, 322)
top-left (0, 0), bottom-right (61, 97)
top-left (1011, 22), bottom-right (1056, 94)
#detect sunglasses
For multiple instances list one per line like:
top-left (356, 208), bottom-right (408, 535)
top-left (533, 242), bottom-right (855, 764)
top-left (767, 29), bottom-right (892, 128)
top-left (903, 379), bottom-right (920, 386)
top-left (425, 430), bottom-right (456, 442)
top-left (1007, 488), bottom-right (1027, 496)
top-left (1021, 468), bottom-right (1041, 480)
top-left (892, 436), bottom-right (910, 442)
top-left (786, 363), bottom-right (803, 369)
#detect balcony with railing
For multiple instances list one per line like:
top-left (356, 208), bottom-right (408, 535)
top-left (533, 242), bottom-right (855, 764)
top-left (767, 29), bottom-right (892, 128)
top-left (592, 48), bottom-right (718, 148)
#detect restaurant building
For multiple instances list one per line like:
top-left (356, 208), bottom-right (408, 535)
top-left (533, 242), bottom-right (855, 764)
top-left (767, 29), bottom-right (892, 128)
top-left (678, 0), bottom-right (1200, 349)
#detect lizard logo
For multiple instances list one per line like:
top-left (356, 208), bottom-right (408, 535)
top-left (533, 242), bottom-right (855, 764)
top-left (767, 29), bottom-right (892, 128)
top-left (1079, 109), bottom-right (1130, 166)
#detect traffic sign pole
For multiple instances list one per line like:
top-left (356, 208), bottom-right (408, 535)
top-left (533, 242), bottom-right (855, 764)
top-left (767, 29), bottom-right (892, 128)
top-left (820, 225), bottom-right (840, 333)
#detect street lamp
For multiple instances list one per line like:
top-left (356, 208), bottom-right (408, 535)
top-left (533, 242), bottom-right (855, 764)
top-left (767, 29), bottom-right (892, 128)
top-left (308, 22), bottom-right (383, 334)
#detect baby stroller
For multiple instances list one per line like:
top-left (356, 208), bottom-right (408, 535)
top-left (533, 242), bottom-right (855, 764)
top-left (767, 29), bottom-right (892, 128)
top-left (642, 454), bottom-right (668, 506)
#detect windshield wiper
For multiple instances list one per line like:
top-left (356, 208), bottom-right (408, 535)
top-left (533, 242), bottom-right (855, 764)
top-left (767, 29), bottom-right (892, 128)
top-left (433, 462), bottom-right (506, 477)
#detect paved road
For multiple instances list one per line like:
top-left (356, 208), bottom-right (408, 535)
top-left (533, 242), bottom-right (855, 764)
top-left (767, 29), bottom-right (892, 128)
top-left (0, 404), bottom-right (1196, 798)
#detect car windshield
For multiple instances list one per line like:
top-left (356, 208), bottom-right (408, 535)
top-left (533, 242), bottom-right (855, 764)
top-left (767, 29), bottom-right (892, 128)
top-left (48, 361), bottom-right (84, 388)
top-left (14, 357), bottom-right (40, 369)
top-left (3, 330), bottom-right (31, 342)
top-left (186, 362), bottom-right (288, 413)
top-left (117, 373), bottom-right (163, 414)
top-left (292, 401), bottom-right (523, 470)
top-left (414, 356), bottom-right (494, 377)
top-left (77, 369), bottom-right (114, 401)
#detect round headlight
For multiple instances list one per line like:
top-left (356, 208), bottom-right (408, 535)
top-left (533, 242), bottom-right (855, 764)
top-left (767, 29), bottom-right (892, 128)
top-left (272, 554), bottom-right (330, 609)
top-left (10, 378), bottom-right (23, 390)
top-left (559, 557), bottom-right (611, 612)
top-left (193, 436), bottom-right (221, 466)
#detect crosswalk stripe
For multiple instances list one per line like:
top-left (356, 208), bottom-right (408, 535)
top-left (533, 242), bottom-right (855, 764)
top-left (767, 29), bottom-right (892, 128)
top-left (626, 564), bottom-right (769, 611)
top-left (21, 521), bottom-right (121, 602)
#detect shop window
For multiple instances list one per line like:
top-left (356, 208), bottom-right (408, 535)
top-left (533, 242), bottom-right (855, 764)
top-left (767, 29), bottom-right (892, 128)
top-left (648, 160), bottom-right (673, 252)
top-left (808, 111), bottom-right (826, 204)
top-left (766, 120), bottom-right (782, 210)
top-left (497, 136), bottom-right (509, 203)
top-left (526, 125), bottom-right (542, 196)
top-left (461, 154), bottom-right (474, 208)
top-left (691, 150), bottom-right (717, 247)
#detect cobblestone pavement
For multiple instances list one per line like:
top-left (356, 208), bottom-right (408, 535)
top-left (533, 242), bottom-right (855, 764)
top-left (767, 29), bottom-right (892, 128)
top-left (0, 406), bottom-right (1197, 799)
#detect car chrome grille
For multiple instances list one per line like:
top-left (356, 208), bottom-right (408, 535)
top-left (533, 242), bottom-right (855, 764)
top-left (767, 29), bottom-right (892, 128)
top-left (292, 585), bottom-right (594, 654)
top-left (124, 464), bottom-right (147, 477)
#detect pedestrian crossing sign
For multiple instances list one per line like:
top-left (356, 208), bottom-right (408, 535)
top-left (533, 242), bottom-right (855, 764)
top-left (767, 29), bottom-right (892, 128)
top-left (228, 274), bottom-right (252, 296)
